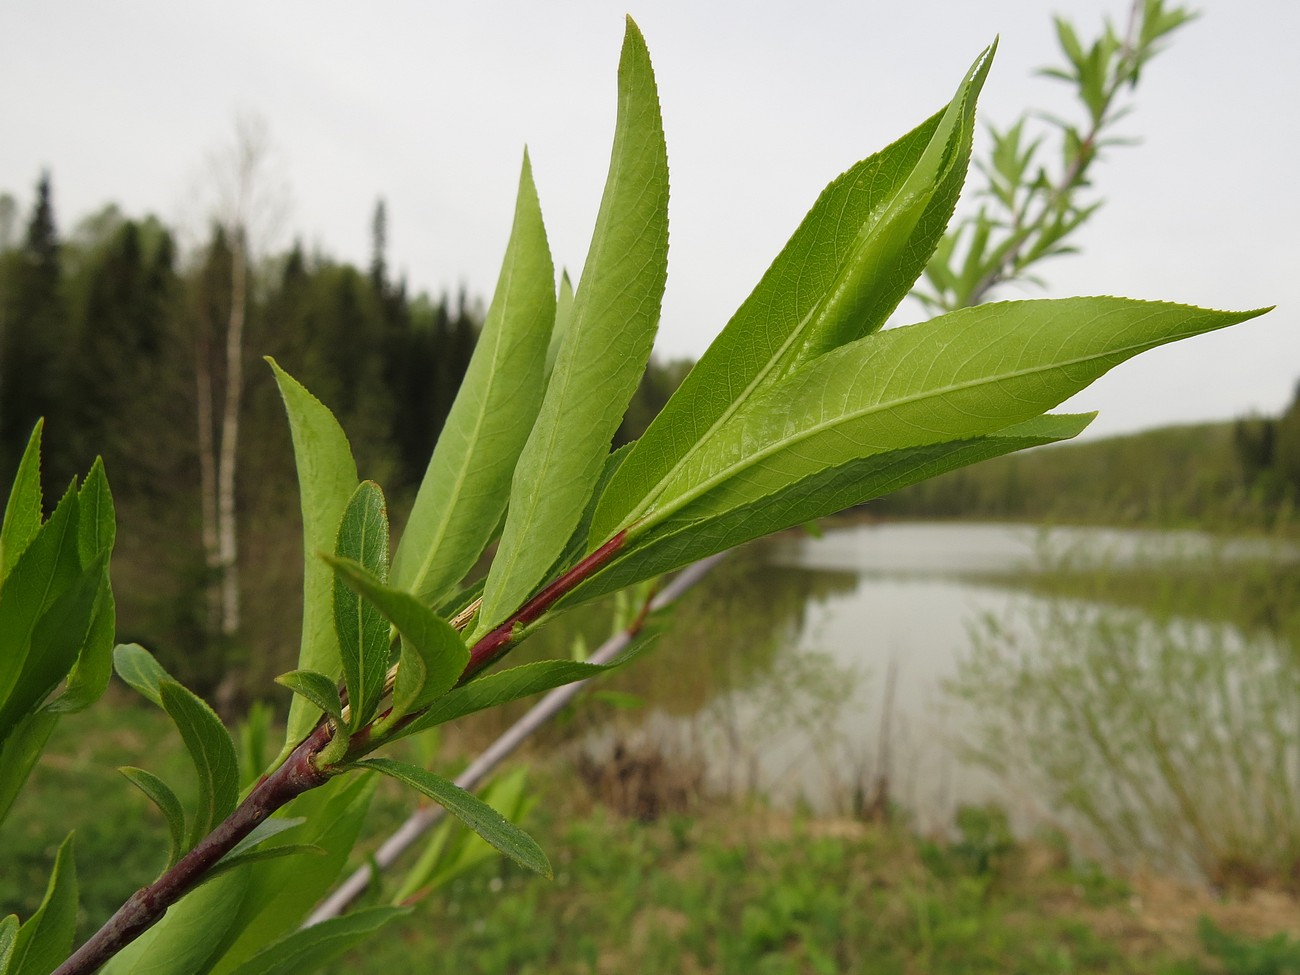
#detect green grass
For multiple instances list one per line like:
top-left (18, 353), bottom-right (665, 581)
top-left (329, 793), bottom-right (1227, 975)
top-left (5, 686), bottom-right (1299, 974)
top-left (0, 692), bottom-right (195, 939)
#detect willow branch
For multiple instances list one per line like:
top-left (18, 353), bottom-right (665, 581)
top-left (305, 553), bottom-right (725, 925)
top-left (53, 528), bottom-right (634, 974)
top-left (52, 722), bottom-right (334, 975)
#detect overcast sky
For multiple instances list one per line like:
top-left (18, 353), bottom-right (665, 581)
top-left (2, 0), bottom-right (1296, 438)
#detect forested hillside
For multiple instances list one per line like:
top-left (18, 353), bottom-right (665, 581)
top-left (876, 416), bottom-right (1297, 527)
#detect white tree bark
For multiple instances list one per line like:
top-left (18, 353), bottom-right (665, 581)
top-left (194, 115), bottom-right (287, 652)
top-left (216, 227), bottom-right (247, 637)
top-left (195, 314), bottom-right (220, 632)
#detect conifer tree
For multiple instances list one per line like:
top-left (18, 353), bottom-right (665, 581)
top-left (1, 172), bottom-right (66, 486)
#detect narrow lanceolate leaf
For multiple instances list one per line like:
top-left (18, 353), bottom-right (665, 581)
top-left (101, 872), bottom-right (249, 975)
top-left (204, 845), bottom-right (326, 883)
top-left (61, 461), bottom-right (118, 713)
top-left (0, 914), bottom-right (18, 974)
top-left (75, 457), bottom-right (115, 563)
top-left (113, 643), bottom-right (170, 708)
top-left (208, 774), bottom-right (377, 975)
top-left (358, 758), bottom-right (552, 878)
top-left (324, 556), bottom-right (468, 723)
top-left (0, 554), bottom-right (104, 744)
top-left (545, 269), bottom-right (575, 385)
top-left (479, 16), bottom-right (669, 636)
top-left (386, 658), bottom-right (624, 745)
top-left (9, 834), bottom-right (76, 975)
top-left (635, 299), bottom-right (1267, 540)
top-left (226, 817), bottom-right (307, 859)
top-left (394, 767), bottom-right (534, 903)
top-left (0, 420), bottom-right (44, 583)
top-left (269, 359), bottom-right (360, 750)
top-left (0, 484), bottom-right (79, 712)
top-left (47, 578), bottom-right (114, 713)
top-left (275, 670), bottom-right (345, 727)
top-left (0, 711), bottom-right (57, 826)
top-left (224, 907), bottom-right (410, 975)
top-left (333, 482), bottom-right (391, 731)
top-left (159, 680), bottom-right (240, 849)
top-left (571, 414), bottom-right (1096, 602)
top-left (119, 766), bottom-right (187, 870)
top-left (391, 152), bottom-right (556, 609)
top-left (590, 47), bottom-right (994, 546)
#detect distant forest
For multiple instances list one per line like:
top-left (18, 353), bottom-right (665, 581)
top-left (0, 172), bottom-right (689, 699)
top-left (877, 406), bottom-right (1300, 528)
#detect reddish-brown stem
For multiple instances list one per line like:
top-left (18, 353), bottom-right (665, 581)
top-left (55, 530), bottom-right (628, 974)
top-left (52, 723), bottom-right (334, 975)
top-left (461, 530), bottom-right (628, 681)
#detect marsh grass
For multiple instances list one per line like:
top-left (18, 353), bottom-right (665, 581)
top-left (951, 537), bottom-right (1300, 889)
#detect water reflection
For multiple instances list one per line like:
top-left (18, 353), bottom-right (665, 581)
top-left (585, 521), bottom-right (1300, 838)
top-left (587, 524), bottom-right (1049, 828)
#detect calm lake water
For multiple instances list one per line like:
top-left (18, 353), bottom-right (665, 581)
top-left (587, 521), bottom-right (1297, 834)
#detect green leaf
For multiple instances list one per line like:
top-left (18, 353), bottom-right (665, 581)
top-left (0, 484), bottom-right (80, 713)
top-left (386, 658), bottom-right (622, 745)
top-left (113, 642), bottom-right (170, 707)
top-left (268, 359), bottom-right (360, 751)
top-left (479, 16), bottom-right (669, 636)
top-left (324, 556), bottom-right (468, 724)
top-left (1054, 15), bottom-right (1086, 73)
top-left (357, 758), bottom-right (551, 878)
top-left (75, 457), bottom-right (115, 563)
top-left (225, 817), bottom-right (306, 859)
top-left (223, 907), bottom-right (409, 975)
top-left (9, 834), bottom-right (76, 975)
top-left (394, 767), bottom-right (533, 903)
top-left (207, 774), bottom-right (377, 975)
top-left (159, 680), bottom-right (240, 849)
top-left (332, 481), bottom-right (390, 731)
top-left (119, 766), bottom-right (187, 871)
top-left (591, 47), bottom-right (993, 545)
top-left (113, 642), bottom-right (171, 708)
top-left (47, 576), bottom-right (115, 714)
top-left (101, 871), bottom-right (249, 975)
top-left (627, 299), bottom-right (1267, 548)
top-left (0, 711), bottom-right (57, 827)
top-left (0, 914), bottom-right (18, 975)
top-left (0, 421), bottom-right (43, 584)
top-left (391, 152), bottom-right (556, 610)
top-left (545, 269), bottom-right (575, 384)
top-left (204, 845), bottom-right (326, 884)
top-left (0, 553), bottom-right (106, 745)
top-left (274, 670), bottom-right (345, 727)
top-left (53, 458), bottom-right (117, 713)
top-left (572, 414), bottom-right (1096, 601)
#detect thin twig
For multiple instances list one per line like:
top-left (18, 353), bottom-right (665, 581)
top-left (965, 0), bottom-right (1146, 307)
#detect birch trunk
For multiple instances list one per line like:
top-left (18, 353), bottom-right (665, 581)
top-left (195, 297), bottom-right (220, 633)
top-left (216, 230), bottom-right (246, 637)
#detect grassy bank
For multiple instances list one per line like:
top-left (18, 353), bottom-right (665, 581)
top-left (327, 794), bottom-right (1300, 975)
top-left (4, 702), bottom-right (1300, 974)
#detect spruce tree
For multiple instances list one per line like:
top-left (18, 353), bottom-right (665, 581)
top-left (1, 172), bottom-right (66, 486)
